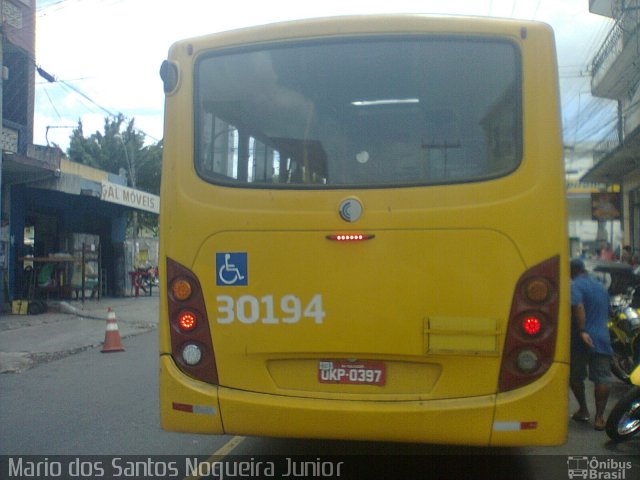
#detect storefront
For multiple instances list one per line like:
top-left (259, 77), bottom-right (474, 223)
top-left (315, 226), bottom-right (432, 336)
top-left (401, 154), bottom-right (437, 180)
top-left (582, 134), bottom-right (640, 259)
top-left (4, 155), bottom-right (159, 307)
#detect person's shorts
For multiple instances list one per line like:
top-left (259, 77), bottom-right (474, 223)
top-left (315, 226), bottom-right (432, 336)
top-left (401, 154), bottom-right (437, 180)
top-left (570, 350), bottom-right (613, 384)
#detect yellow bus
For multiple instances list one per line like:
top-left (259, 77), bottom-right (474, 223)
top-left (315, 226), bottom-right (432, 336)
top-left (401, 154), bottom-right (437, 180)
top-left (159, 14), bottom-right (569, 446)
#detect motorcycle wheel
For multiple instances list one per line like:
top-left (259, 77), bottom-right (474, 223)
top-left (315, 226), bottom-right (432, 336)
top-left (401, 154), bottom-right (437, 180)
top-left (611, 360), bottom-right (632, 384)
top-left (611, 342), bottom-right (634, 384)
top-left (606, 386), bottom-right (640, 442)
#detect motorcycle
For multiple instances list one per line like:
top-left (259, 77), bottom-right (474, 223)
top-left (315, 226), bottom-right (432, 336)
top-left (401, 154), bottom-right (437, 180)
top-left (608, 287), bottom-right (640, 383)
top-left (130, 266), bottom-right (159, 296)
top-left (606, 363), bottom-right (640, 442)
top-left (138, 265), bottom-right (159, 288)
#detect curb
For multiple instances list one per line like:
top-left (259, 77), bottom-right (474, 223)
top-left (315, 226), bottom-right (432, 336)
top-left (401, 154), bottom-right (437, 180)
top-left (52, 301), bottom-right (108, 321)
top-left (0, 297), bottom-right (158, 373)
top-left (0, 327), bottom-right (155, 374)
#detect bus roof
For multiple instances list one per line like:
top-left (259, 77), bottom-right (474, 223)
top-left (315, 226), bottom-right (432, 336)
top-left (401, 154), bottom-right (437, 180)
top-left (167, 14), bottom-right (554, 56)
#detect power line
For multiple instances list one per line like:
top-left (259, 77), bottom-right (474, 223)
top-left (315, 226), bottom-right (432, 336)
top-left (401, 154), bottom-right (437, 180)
top-left (36, 65), bottom-right (115, 116)
top-left (36, 0), bottom-right (125, 17)
top-left (35, 65), bottom-right (160, 143)
top-left (42, 87), bottom-right (62, 119)
top-left (532, 0), bottom-right (543, 19)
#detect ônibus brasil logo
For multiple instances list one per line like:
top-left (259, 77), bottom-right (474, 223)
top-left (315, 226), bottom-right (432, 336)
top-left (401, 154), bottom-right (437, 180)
top-left (567, 456), bottom-right (633, 479)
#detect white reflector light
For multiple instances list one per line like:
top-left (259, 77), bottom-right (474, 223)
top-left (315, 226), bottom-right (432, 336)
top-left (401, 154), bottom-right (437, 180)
top-left (516, 349), bottom-right (539, 373)
top-left (182, 343), bottom-right (202, 366)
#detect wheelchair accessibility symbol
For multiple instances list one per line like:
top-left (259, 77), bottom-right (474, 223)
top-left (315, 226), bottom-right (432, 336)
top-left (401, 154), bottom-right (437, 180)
top-left (216, 252), bottom-right (248, 286)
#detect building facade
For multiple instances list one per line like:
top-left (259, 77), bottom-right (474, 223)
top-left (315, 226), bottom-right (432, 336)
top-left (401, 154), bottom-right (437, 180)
top-left (0, 1), bottom-right (159, 308)
top-left (583, 0), bottom-right (640, 257)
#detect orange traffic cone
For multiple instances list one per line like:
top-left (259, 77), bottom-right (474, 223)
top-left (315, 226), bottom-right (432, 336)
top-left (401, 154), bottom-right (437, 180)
top-left (101, 308), bottom-right (125, 353)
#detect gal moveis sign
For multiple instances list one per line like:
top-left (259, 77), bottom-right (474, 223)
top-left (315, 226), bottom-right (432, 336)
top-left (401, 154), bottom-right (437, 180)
top-left (101, 181), bottom-right (160, 214)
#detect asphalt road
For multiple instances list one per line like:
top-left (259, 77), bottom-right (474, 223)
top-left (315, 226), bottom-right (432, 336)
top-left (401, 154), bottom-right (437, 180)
top-left (0, 331), bottom-right (226, 456)
top-left (1, 330), bottom-right (638, 479)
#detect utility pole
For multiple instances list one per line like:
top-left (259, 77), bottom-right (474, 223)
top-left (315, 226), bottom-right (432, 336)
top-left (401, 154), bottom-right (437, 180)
top-left (128, 137), bottom-right (138, 239)
top-left (117, 133), bottom-right (138, 238)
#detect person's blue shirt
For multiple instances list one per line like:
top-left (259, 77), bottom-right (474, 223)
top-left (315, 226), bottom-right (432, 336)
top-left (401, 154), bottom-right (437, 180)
top-left (571, 274), bottom-right (613, 355)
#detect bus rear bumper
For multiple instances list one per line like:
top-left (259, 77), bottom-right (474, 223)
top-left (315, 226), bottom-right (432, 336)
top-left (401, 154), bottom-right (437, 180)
top-left (220, 384), bottom-right (497, 445)
top-left (160, 356), bottom-right (568, 446)
top-left (491, 362), bottom-right (568, 446)
top-left (160, 355), bottom-right (224, 434)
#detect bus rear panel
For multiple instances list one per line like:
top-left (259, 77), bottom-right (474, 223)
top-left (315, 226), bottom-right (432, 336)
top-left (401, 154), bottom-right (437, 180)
top-left (159, 15), bottom-right (569, 446)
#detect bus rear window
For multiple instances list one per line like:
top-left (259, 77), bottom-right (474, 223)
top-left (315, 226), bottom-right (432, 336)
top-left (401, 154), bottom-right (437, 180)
top-left (195, 37), bottom-right (521, 188)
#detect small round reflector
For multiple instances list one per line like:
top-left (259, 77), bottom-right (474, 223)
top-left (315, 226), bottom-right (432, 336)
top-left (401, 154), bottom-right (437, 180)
top-left (177, 311), bottom-right (197, 332)
top-left (522, 316), bottom-right (542, 336)
top-left (181, 343), bottom-right (202, 366)
top-left (172, 278), bottom-right (193, 301)
top-left (516, 349), bottom-right (539, 373)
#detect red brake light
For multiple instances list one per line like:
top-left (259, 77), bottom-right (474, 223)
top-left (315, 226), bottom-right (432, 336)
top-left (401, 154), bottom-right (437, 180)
top-left (522, 316), bottom-right (542, 336)
top-left (178, 311), bottom-right (197, 332)
top-left (326, 233), bottom-right (375, 242)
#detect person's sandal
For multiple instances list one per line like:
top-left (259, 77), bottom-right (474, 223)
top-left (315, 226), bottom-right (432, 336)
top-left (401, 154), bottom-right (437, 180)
top-left (571, 412), bottom-right (590, 422)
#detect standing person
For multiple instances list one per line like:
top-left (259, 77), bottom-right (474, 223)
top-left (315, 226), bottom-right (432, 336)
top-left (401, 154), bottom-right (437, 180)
top-left (569, 258), bottom-right (614, 431)
top-left (599, 243), bottom-right (615, 261)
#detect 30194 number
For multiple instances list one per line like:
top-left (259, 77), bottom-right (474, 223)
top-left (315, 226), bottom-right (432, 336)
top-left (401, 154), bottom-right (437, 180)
top-left (216, 294), bottom-right (326, 324)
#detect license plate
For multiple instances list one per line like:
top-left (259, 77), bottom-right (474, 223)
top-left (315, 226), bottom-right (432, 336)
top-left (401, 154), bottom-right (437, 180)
top-left (318, 360), bottom-right (386, 386)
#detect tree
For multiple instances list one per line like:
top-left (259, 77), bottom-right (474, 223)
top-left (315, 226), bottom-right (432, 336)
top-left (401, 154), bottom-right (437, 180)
top-left (67, 114), bottom-right (162, 235)
top-left (135, 141), bottom-right (163, 195)
top-left (134, 141), bottom-right (163, 235)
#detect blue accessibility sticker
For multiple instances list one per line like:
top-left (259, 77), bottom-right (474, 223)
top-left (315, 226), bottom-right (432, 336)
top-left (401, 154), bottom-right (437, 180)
top-left (216, 252), bottom-right (248, 286)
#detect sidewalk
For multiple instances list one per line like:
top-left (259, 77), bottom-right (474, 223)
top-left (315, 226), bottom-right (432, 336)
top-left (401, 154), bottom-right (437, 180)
top-left (0, 294), bottom-right (159, 373)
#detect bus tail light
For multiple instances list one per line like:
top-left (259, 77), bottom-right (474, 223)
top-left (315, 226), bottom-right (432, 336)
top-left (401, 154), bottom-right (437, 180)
top-left (498, 256), bottom-right (560, 392)
top-left (177, 310), bottom-right (198, 332)
top-left (166, 257), bottom-right (218, 384)
top-left (181, 343), bottom-right (203, 366)
top-left (326, 233), bottom-right (375, 242)
top-left (172, 278), bottom-right (193, 301)
top-left (522, 315), bottom-right (542, 336)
